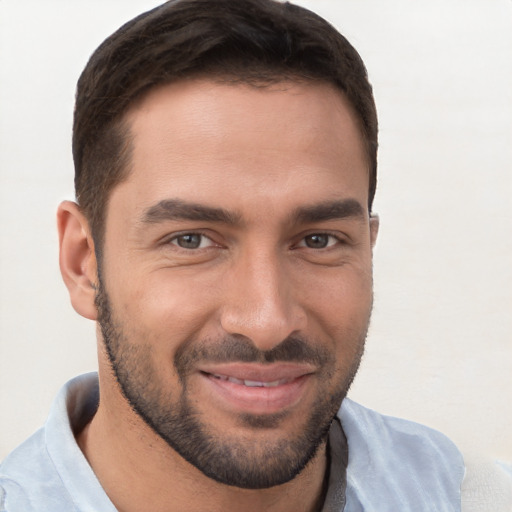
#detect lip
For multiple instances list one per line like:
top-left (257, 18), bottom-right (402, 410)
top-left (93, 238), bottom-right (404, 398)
top-left (197, 363), bottom-right (315, 415)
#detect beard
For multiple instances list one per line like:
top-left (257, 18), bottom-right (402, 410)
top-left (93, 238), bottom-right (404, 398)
top-left (95, 275), bottom-right (369, 489)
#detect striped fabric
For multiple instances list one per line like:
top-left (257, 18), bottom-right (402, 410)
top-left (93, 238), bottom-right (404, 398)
top-left (338, 399), bottom-right (464, 511)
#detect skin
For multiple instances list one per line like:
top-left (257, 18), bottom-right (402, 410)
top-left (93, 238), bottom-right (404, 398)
top-left (58, 79), bottom-right (379, 512)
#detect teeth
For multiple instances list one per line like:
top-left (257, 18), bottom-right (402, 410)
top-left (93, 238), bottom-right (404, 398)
top-left (243, 380), bottom-right (265, 387)
top-left (260, 380), bottom-right (281, 388)
top-left (211, 374), bottom-right (287, 387)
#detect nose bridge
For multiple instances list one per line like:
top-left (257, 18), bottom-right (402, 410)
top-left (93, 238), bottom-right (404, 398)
top-left (220, 244), bottom-right (305, 350)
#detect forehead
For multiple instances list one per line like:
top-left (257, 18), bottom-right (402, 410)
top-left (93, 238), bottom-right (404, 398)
top-left (114, 79), bottom-right (369, 219)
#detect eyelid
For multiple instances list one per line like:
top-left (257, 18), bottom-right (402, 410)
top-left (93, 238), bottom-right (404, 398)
top-left (162, 230), bottom-right (219, 249)
top-left (294, 231), bottom-right (347, 249)
top-left (173, 234), bottom-right (214, 249)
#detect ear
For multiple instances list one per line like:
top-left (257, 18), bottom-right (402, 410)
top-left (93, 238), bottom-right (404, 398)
top-left (57, 201), bottom-right (98, 320)
top-left (369, 213), bottom-right (379, 249)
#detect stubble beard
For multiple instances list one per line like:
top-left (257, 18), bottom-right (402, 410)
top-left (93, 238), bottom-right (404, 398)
top-left (95, 276), bottom-right (370, 489)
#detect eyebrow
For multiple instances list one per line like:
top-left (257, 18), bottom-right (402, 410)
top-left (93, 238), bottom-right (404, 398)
top-left (292, 199), bottom-right (367, 225)
top-left (140, 197), bottom-right (366, 227)
top-left (141, 199), bottom-right (242, 225)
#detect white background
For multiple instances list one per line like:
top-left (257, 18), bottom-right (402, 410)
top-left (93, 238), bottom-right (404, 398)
top-left (1, 0), bottom-right (511, 462)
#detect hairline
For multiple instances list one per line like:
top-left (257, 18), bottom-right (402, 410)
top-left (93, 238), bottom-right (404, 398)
top-left (89, 72), bottom-right (374, 259)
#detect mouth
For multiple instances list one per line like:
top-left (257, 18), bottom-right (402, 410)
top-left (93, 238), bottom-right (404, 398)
top-left (208, 373), bottom-right (292, 388)
top-left (197, 363), bottom-right (315, 415)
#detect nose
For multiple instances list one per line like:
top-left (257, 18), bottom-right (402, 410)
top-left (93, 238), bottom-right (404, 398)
top-left (219, 248), bottom-right (307, 352)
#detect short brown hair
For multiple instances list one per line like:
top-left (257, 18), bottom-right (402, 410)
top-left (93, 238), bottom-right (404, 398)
top-left (73, 0), bottom-right (378, 247)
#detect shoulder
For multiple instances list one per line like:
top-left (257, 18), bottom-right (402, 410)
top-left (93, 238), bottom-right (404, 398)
top-left (0, 373), bottom-right (100, 512)
top-left (338, 399), bottom-right (465, 511)
top-left (0, 429), bottom-right (77, 512)
top-left (339, 398), bottom-right (463, 459)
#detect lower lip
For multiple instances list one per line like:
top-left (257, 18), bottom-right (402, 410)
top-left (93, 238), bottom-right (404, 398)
top-left (200, 372), bottom-right (311, 415)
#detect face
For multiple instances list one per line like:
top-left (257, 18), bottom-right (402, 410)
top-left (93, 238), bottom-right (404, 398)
top-left (96, 79), bottom-right (377, 489)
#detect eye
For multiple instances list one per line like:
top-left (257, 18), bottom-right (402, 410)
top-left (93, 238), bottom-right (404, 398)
top-left (299, 233), bottom-right (339, 249)
top-left (170, 233), bottom-right (214, 249)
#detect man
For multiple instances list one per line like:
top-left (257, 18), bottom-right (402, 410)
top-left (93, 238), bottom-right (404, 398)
top-left (0, 0), bottom-right (465, 510)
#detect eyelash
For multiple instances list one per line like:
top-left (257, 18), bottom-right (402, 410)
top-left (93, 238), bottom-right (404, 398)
top-left (164, 231), bottom-right (345, 251)
top-left (295, 232), bottom-right (345, 250)
top-left (167, 232), bottom-right (217, 250)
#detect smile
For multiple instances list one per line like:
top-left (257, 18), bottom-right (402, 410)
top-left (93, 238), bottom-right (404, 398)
top-left (197, 363), bottom-right (315, 415)
top-left (209, 373), bottom-right (291, 388)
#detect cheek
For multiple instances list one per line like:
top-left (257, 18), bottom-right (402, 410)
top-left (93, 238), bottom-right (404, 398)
top-left (114, 270), bottom-right (222, 347)
top-left (303, 261), bottom-right (373, 314)
top-left (301, 265), bottom-right (373, 347)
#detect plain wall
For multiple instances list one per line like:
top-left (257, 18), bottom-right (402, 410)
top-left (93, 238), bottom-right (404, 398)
top-left (1, 0), bottom-right (511, 462)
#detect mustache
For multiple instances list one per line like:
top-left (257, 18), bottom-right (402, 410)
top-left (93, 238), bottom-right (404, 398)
top-left (174, 335), bottom-right (331, 376)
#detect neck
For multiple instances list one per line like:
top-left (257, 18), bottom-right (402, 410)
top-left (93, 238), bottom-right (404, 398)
top-left (77, 366), bottom-right (329, 512)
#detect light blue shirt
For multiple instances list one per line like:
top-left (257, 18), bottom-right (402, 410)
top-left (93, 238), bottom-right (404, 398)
top-left (0, 373), bottom-right (464, 511)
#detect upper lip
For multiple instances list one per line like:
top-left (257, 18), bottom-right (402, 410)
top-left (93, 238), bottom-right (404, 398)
top-left (197, 362), bottom-right (316, 383)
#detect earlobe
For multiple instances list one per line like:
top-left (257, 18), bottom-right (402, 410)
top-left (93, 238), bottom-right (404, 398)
top-left (369, 214), bottom-right (379, 248)
top-left (57, 201), bottom-right (98, 320)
